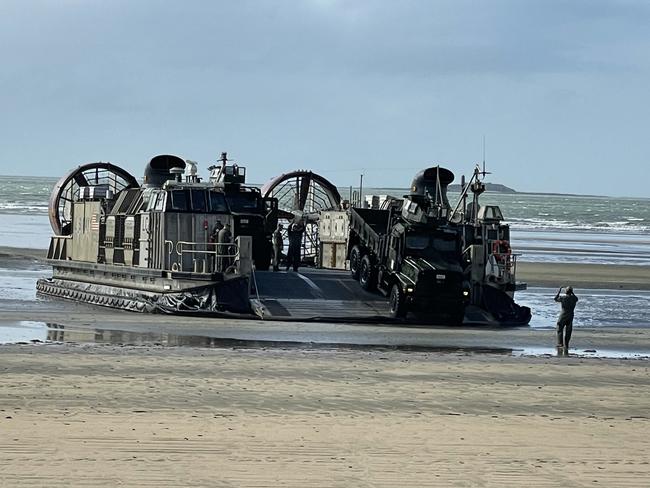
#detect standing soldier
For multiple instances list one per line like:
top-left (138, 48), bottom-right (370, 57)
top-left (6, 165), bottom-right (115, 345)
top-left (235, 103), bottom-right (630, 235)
top-left (217, 222), bottom-right (233, 272)
top-left (286, 220), bottom-right (304, 272)
top-left (554, 285), bottom-right (578, 351)
top-left (272, 223), bottom-right (284, 272)
top-left (210, 221), bottom-right (224, 271)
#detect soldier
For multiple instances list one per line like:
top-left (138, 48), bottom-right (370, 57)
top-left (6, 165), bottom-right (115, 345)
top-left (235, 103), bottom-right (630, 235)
top-left (286, 220), bottom-right (304, 272)
top-left (210, 221), bottom-right (224, 271)
top-left (217, 223), bottom-right (233, 272)
top-left (554, 285), bottom-right (579, 350)
top-left (272, 223), bottom-right (284, 272)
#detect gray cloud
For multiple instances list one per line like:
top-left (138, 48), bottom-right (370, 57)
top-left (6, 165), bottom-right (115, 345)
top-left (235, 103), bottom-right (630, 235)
top-left (0, 0), bottom-right (649, 196)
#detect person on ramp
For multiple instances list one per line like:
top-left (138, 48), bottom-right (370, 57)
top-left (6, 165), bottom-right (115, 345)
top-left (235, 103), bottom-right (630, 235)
top-left (272, 223), bottom-right (284, 272)
top-left (554, 286), bottom-right (578, 350)
top-left (286, 220), bottom-right (304, 272)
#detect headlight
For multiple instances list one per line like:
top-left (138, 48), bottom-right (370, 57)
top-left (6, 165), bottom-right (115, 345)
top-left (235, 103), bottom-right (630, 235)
top-left (406, 286), bottom-right (414, 293)
top-left (462, 290), bottom-right (470, 297)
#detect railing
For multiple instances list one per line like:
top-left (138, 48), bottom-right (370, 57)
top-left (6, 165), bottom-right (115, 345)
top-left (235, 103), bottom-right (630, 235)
top-left (488, 252), bottom-right (519, 283)
top-left (164, 240), bottom-right (240, 274)
top-left (47, 235), bottom-right (72, 260)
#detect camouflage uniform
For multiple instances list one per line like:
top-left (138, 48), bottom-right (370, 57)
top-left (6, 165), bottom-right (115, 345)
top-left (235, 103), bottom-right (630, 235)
top-left (554, 287), bottom-right (578, 348)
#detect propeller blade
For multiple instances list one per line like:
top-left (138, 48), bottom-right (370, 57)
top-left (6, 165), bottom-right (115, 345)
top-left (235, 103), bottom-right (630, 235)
top-left (298, 173), bottom-right (312, 211)
top-left (73, 172), bottom-right (89, 188)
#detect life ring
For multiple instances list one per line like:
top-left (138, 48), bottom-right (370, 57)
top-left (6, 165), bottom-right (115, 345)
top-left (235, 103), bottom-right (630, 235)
top-left (492, 240), bottom-right (511, 255)
top-left (492, 240), bottom-right (512, 271)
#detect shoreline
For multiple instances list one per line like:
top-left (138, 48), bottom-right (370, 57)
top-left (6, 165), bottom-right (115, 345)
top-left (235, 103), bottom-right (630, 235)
top-left (3, 245), bottom-right (649, 290)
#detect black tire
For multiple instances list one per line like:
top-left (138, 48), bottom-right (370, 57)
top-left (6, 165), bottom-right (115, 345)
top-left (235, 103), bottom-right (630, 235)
top-left (349, 245), bottom-right (362, 280)
top-left (359, 254), bottom-right (376, 291)
top-left (389, 283), bottom-right (406, 318)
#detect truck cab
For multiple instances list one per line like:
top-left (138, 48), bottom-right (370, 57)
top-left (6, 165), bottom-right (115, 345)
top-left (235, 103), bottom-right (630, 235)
top-left (383, 225), bottom-right (469, 323)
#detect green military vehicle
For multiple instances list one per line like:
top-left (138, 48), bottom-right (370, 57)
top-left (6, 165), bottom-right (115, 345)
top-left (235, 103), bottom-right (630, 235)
top-left (347, 167), bottom-right (470, 323)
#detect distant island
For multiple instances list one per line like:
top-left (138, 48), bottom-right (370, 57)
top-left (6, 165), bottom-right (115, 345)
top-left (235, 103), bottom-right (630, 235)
top-left (448, 182), bottom-right (517, 193)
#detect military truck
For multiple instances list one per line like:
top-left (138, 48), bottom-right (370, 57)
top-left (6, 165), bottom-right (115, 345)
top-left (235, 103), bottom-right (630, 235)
top-left (347, 167), bottom-right (470, 323)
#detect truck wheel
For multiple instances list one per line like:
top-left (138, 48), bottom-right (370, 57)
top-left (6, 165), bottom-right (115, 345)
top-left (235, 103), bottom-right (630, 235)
top-left (389, 284), bottom-right (406, 318)
top-left (359, 255), bottom-right (376, 291)
top-left (349, 245), bottom-right (362, 280)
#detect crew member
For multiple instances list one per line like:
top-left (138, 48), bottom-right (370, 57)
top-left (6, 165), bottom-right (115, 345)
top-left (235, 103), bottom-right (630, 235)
top-left (210, 221), bottom-right (224, 271)
top-left (217, 222), bottom-right (233, 272)
top-left (554, 285), bottom-right (579, 350)
top-left (272, 223), bottom-right (284, 272)
top-left (286, 220), bottom-right (304, 272)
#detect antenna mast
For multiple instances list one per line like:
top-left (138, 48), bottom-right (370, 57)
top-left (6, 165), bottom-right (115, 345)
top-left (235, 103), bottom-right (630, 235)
top-left (482, 135), bottom-right (486, 177)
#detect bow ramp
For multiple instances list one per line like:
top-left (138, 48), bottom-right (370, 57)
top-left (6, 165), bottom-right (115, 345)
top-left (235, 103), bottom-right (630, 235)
top-left (252, 268), bottom-right (390, 321)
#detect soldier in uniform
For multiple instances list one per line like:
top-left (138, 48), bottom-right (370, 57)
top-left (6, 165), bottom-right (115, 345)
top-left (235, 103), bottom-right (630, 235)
top-left (210, 221), bottom-right (224, 271)
top-left (272, 223), bottom-right (284, 272)
top-left (217, 222), bottom-right (233, 272)
top-left (554, 285), bottom-right (578, 350)
top-left (286, 220), bottom-right (304, 272)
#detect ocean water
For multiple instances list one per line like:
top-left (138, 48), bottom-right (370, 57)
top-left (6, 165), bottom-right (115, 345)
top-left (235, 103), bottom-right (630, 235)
top-left (1, 175), bottom-right (649, 264)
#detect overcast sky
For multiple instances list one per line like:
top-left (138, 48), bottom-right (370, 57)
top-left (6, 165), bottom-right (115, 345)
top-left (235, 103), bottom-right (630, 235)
top-left (1, 0), bottom-right (649, 196)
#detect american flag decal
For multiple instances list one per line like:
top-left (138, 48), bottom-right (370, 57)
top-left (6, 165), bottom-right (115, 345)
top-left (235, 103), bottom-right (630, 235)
top-left (91, 214), bottom-right (99, 231)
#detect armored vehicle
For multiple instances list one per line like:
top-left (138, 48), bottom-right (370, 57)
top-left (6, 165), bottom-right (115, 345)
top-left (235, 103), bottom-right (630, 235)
top-left (346, 167), bottom-right (469, 323)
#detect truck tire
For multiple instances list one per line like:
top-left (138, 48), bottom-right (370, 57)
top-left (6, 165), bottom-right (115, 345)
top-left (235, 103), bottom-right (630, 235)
top-left (359, 255), bottom-right (376, 291)
top-left (349, 245), bottom-right (362, 280)
top-left (389, 283), bottom-right (406, 318)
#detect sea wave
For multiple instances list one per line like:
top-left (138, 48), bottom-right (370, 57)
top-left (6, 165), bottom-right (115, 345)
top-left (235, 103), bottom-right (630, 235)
top-left (508, 217), bottom-right (650, 234)
top-left (0, 202), bottom-right (49, 215)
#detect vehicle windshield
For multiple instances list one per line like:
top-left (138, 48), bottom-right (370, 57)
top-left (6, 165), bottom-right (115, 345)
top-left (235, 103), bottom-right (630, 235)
top-left (226, 193), bottom-right (261, 212)
top-left (405, 233), bottom-right (458, 260)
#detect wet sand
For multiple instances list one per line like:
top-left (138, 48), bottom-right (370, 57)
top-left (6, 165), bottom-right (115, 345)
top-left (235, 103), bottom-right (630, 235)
top-left (1, 344), bottom-right (649, 487)
top-left (518, 261), bottom-right (650, 290)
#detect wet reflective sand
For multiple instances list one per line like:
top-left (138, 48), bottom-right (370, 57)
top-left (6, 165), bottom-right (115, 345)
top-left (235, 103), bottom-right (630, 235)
top-left (2, 320), bottom-right (650, 360)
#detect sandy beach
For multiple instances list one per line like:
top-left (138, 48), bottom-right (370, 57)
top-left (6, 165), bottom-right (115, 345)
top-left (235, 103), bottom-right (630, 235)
top-left (1, 245), bottom-right (650, 486)
top-left (1, 344), bottom-right (649, 487)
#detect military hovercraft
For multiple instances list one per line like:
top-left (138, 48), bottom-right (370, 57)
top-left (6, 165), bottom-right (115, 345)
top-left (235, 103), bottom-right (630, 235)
top-left (37, 154), bottom-right (276, 315)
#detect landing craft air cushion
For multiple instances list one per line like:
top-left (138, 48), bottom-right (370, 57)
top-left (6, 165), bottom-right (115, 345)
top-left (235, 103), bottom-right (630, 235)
top-left (37, 153), bottom-right (530, 326)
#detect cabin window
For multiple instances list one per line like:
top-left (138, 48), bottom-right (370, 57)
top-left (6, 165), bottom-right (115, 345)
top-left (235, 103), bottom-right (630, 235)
top-left (226, 193), bottom-right (260, 212)
top-left (168, 190), bottom-right (188, 211)
top-left (209, 191), bottom-right (228, 212)
top-left (190, 190), bottom-right (207, 212)
top-left (154, 192), bottom-right (166, 211)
